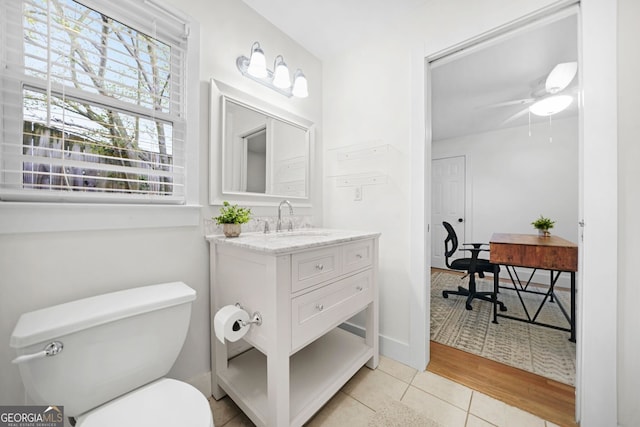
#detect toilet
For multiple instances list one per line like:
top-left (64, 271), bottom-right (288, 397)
top-left (9, 282), bottom-right (214, 427)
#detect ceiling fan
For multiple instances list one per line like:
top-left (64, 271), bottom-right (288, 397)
top-left (488, 61), bottom-right (578, 122)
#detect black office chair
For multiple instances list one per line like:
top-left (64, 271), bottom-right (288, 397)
top-left (441, 221), bottom-right (506, 312)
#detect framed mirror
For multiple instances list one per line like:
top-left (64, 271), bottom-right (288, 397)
top-left (210, 79), bottom-right (314, 206)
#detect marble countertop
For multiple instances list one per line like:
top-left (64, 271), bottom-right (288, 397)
top-left (206, 228), bottom-right (381, 254)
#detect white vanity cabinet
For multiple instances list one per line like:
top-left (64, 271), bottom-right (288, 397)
top-left (207, 230), bottom-right (379, 427)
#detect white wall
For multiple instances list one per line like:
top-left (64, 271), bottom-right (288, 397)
top-left (323, 32), bottom-right (416, 356)
top-left (0, 227), bottom-right (211, 402)
top-left (617, 0), bottom-right (640, 424)
top-left (433, 118), bottom-right (579, 244)
top-left (0, 0), bottom-right (322, 406)
top-left (323, 0), bottom-right (567, 367)
top-left (178, 0), bottom-right (323, 221)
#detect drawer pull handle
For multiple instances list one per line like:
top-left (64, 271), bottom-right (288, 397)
top-left (315, 264), bottom-right (324, 271)
top-left (356, 254), bottom-right (363, 259)
top-left (356, 285), bottom-right (363, 291)
top-left (315, 303), bottom-right (324, 311)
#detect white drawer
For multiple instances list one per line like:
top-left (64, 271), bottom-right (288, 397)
top-left (343, 239), bottom-right (373, 274)
top-left (291, 246), bottom-right (343, 293)
top-left (291, 270), bottom-right (373, 352)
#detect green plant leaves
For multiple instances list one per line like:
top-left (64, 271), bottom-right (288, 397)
top-left (532, 214), bottom-right (555, 230)
top-left (213, 201), bottom-right (252, 224)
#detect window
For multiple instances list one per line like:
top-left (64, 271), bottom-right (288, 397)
top-left (0, 0), bottom-right (189, 203)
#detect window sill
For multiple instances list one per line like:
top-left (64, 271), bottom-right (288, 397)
top-left (0, 202), bottom-right (202, 234)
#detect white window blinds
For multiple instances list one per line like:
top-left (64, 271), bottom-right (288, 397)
top-left (0, 0), bottom-right (188, 203)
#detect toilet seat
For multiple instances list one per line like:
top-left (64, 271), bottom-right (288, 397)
top-left (76, 378), bottom-right (213, 427)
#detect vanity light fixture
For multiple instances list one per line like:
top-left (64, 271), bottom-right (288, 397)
top-left (237, 42), bottom-right (308, 98)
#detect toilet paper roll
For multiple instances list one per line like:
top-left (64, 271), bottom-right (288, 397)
top-left (214, 305), bottom-right (250, 343)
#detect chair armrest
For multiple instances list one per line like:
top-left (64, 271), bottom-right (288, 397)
top-left (460, 247), bottom-right (490, 274)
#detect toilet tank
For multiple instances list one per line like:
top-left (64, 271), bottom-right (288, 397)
top-left (10, 282), bottom-right (196, 417)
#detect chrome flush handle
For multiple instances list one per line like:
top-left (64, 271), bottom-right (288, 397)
top-left (12, 341), bottom-right (64, 364)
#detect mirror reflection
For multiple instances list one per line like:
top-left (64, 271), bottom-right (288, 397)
top-left (223, 99), bottom-right (309, 198)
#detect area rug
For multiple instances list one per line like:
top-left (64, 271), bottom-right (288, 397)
top-left (431, 270), bottom-right (576, 385)
top-left (367, 401), bottom-right (442, 427)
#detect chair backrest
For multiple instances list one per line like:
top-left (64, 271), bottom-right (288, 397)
top-left (442, 221), bottom-right (459, 267)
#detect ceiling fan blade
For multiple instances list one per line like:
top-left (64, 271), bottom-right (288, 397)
top-left (479, 98), bottom-right (534, 109)
top-left (501, 108), bottom-right (530, 125)
top-left (545, 61), bottom-right (578, 94)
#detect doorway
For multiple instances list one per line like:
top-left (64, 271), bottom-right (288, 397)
top-left (428, 10), bottom-right (579, 388)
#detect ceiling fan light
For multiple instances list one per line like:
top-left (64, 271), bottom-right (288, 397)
top-left (247, 42), bottom-right (267, 78)
top-left (545, 61), bottom-right (578, 94)
top-left (529, 95), bottom-right (573, 116)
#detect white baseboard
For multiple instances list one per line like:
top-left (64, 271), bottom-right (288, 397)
top-left (339, 322), bottom-right (414, 370)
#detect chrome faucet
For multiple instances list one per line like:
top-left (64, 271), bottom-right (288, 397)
top-left (277, 200), bottom-right (294, 232)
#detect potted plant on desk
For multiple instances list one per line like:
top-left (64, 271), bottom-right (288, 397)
top-left (532, 215), bottom-right (555, 237)
top-left (214, 201), bottom-right (252, 237)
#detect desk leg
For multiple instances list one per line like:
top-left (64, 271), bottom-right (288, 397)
top-left (570, 272), bottom-right (576, 342)
top-left (492, 265), bottom-right (499, 324)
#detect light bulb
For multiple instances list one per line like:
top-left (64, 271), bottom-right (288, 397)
top-left (247, 43), bottom-right (267, 78)
top-left (273, 56), bottom-right (291, 89)
top-left (529, 95), bottom-right (573, 117)
top-left (292, 70), bottom-right (308, 98)
top-left (545, 62), bottom-right (578, 94)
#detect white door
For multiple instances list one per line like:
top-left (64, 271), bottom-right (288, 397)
top-left (431, 156), bottom-right (466, 269)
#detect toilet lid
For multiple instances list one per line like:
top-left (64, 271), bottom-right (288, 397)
top-left (76, 378), bottom-right (213, 427)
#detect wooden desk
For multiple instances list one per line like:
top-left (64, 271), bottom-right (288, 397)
top-left (490, 233), bottom-right (578, 272)
top-left (490, 233), bottom-right (578, 342)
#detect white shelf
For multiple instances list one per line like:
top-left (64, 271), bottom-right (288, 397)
top-left (218, 328), bottom-right (374, 427)
top-left (335, 144), bottom-right (389, 161)
top-left (332, 172), bottom-right (388, 187)
top-left (325, 142), bottom-right (392, 186)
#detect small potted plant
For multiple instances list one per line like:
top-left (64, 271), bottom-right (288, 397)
top-left (214, 201), bottom-right (252, 237)
top-left (531, 215), bottom-right (555, 237)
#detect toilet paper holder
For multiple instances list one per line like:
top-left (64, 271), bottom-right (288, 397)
top-left (235, 303), bottom-right (262, 327)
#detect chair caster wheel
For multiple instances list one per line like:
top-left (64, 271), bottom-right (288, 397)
top-left (465, 304), bottom-right (473, 310)
top-left (500, 305), bottom-right (507, 312)
top-left (442, 292), bottom-right (448, 298)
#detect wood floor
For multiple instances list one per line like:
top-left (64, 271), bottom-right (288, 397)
top-left (427, 341), bottom-right (577, 427)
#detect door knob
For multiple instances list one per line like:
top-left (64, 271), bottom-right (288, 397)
top-left (458, 218), bottom-right (464, 223)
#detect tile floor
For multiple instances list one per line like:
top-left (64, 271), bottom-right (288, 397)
top-left (208, 356), bottom-right (561, 427)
